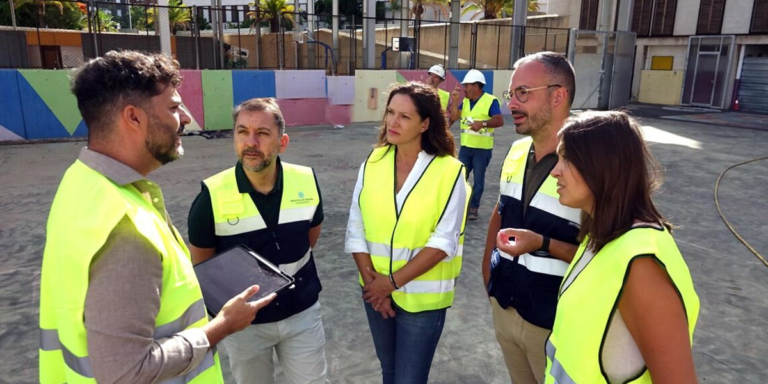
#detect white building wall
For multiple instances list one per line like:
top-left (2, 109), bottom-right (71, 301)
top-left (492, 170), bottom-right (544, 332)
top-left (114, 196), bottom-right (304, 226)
top-left (673, 0), bottom-right (700, 35)
top-left (568, 0), bottom-right (581, 28)
top-left (721, 0), bottom-right (754, 34)
top-left (543, 0), bottom-right (574, 18)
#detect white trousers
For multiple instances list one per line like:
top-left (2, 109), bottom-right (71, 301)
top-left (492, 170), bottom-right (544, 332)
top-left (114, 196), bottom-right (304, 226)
top-left (222, 301), bottom-right (329, 384)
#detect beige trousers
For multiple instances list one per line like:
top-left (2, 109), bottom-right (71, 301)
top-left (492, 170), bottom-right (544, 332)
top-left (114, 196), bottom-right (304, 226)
top-left (490, 297), bottom-right (551, 384)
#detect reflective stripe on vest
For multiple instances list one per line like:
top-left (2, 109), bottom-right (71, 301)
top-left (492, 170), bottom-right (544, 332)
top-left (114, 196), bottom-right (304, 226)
top-left (204, 162), bottom-right (319, 277)
top-left (39, 160), bottom-right (223, 384)
top-left (359, 146), bottom-right (470, 312)
top-left (39, 329), bottom-right (93, 378)
top-left (497, 251), bottom-right (569, 276)
top-left (500, 137), bottom-right (581, 225)
top-left (544, 228), bottom-right (700, 384)
top-left (459, 93), bottom-right (498, 149)
top-left (545, 339), bottom-right (576, 384)
top-left (205, 163), bottom-right (319, 239)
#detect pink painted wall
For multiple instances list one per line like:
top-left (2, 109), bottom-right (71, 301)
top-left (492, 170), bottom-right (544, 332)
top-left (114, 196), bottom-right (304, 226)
top-left (179, 70), bottom-right (205, 129)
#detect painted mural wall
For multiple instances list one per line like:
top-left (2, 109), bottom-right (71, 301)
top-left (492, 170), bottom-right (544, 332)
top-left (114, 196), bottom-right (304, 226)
top-left (0, 69), bottom-right (515, 141)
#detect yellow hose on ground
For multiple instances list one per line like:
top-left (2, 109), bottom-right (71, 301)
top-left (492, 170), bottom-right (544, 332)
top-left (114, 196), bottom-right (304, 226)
top-left (714, 156), bottom-right (768, 268)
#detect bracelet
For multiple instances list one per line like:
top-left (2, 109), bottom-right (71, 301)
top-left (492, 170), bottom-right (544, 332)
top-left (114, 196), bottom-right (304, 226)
top-left (539, 235), bottom-right (550, 253)
top-left (389, 274), bottom-right (400, 290)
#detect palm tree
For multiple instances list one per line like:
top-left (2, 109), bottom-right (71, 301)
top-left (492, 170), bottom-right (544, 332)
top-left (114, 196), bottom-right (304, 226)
top-left (147, 0), bottom-right (192, 34)
top-left (461, 0), bottom-right (539, 20)
top-left (14, 0), bottom-right (63, 28)
top-left (92, 10), bottom-right (119, 32)
top-left (409, 0), bottom-right (450, 22)
top-left (247, 0), bottom-right (295, 33)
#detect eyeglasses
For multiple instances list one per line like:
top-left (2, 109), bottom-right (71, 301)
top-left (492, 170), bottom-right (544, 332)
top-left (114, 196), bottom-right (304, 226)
top-left (503, 85), bottom-right (562, 104)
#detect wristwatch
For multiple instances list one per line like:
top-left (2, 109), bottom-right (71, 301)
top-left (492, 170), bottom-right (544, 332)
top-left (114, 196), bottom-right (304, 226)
top-left (482, 121), bottom-right (488, 128)
top-left (538, 236), bottom-right (550, 253)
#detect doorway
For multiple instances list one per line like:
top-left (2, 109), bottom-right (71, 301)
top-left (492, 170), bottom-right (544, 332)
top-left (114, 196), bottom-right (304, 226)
top-left (681, 36), bottom-right (735, 108)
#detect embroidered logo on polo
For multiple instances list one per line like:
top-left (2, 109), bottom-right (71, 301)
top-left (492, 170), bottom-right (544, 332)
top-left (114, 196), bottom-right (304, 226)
top-left (290, 191), bottom-right (314, 205)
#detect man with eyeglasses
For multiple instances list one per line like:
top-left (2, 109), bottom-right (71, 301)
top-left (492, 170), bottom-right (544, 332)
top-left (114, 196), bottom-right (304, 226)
top-left (483, 52), bottom-right (580, 384)
top-left (449, 69), bottom-right (504, 221)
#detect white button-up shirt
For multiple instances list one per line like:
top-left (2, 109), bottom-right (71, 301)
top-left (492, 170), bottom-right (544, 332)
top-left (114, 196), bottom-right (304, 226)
top-left (345, 150), bottom-right (469, 258)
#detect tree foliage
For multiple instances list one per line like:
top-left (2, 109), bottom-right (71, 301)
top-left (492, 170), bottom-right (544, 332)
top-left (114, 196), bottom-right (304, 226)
top-left (461, 0), bottom-right (539, 20)
top-left (247, 0), bottom-right (296, 33)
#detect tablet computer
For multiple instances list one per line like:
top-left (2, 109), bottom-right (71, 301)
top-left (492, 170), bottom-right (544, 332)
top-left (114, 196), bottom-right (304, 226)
top-left (193, 244), bottom-right (295, 316)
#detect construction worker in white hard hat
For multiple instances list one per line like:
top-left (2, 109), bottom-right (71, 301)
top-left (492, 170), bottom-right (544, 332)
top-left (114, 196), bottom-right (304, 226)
top-left (449, 69), bottom-right (504, 221)
top-left (426, 64), bottom-right (450, 111)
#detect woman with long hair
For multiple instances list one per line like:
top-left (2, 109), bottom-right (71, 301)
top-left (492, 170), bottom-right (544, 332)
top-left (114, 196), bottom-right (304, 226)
top-left (345, 82), bottom-right (470, 384)
top-left (498, 111), bottom-right (700, 384)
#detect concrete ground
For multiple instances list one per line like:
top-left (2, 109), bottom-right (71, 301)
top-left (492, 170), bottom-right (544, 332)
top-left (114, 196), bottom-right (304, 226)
top-left (1, 113), bottom-right (767, 383)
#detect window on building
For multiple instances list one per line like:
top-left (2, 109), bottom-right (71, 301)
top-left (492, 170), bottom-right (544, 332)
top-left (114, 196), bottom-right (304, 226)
top-left (632, 0), bottom-right (677, 36)
top-left (697, 0), bottom-right (727, 34)
top-left (652, 0), bottom-right (677, 35)
top-left (751, 0), bottom-right (768, 33)
top-left (579, 0), bottom-right (599, 30)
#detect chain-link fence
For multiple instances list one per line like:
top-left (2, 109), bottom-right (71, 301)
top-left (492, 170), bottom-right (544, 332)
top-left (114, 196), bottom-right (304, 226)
top-left (0, 0), bottom-right (571, 73)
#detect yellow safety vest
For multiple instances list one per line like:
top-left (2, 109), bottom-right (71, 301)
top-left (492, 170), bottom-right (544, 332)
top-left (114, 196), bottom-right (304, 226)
top-left (438, 88), bottom-right (450, 111)
top-left (39, 160), bottom-right (223, 384)
top-left (545, 228), bottom-right (700, 384)
top-left (358, 145), bottom-right (470, 312)
top-left (500, 137), bottom-right (581, 227)
top-left (204, 162), bottom-right (319, 239)
top-left (460, 92), bottom-right (499, 150)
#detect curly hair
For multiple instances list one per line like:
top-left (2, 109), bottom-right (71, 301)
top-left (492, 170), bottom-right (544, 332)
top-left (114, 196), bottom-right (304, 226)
top-left (71, 50), bottom-right (182, 140)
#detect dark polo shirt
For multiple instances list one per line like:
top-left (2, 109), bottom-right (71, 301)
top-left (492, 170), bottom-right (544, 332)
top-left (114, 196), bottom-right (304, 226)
top-left (188, 157), bottom-right (323, 248)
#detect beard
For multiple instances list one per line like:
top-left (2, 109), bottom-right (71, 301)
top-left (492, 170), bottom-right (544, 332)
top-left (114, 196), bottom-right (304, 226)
top-left (513, 105), bottom-right (553, 136)
top-left (240, 147), bottom-right (277, 173)
top-left (145, 114), bottom-right (183, 165)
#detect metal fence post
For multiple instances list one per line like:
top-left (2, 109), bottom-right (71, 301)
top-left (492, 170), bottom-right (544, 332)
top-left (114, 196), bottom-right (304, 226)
top-left (566, 28), bottom-right (576, 62)
top-left (9, 0), bottom-right (17, 30)
top-left (193, 5), bottom-right (200, 69)
top-left (449, 0), bottom-right (459, 69)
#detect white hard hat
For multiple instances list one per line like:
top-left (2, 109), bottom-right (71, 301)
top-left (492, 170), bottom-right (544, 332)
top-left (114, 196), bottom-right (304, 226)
top-left (461, 69), bottom-right (486, 85)
top-left (428, 65), bottom-right (446, 80)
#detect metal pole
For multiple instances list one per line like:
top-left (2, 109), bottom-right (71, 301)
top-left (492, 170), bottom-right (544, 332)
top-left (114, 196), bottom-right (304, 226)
top-left (210, 0), bottom-right (219, 68)
top-left (598, 0), bottom-right (614, 31)
top-left (399, 0), bottom-right (409, 68)
top-left (307, 0), bottom-right (316, 69)
top-left (9, 0), bottom-right (17, 30)
top-left (255, 5), bottom-right (261, 68)
top-left (218, 0), bottom-right (225, 68)
top-left (194, 6), bottom-right (200, 69)
top-left (566, 28), bottom-right (576, 61)
top-left (157, 0), bottom-right (173, 57)
top-left (449, 0), bottom-right (459, 68)
top-left (509, 0), bottom-right (528, 67)
top-left (89, 0), bottom-right (99, 56)
top-left (332, 0), bottom-right (339, 65)
top-left (128, 1), bottom-right (133, 29)
top-left (615, 0), bottom-right (634, 31)
top-left (362, 0), bottom-right (375, 68)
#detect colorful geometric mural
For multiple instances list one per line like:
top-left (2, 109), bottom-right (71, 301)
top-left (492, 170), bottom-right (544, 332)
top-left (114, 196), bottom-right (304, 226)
top-left (0, 68), bottom-right (512, 141)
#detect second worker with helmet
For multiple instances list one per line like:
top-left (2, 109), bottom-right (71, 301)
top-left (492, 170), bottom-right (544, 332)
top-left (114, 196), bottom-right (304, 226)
top-left (449, 69), bottom-right (504, 221)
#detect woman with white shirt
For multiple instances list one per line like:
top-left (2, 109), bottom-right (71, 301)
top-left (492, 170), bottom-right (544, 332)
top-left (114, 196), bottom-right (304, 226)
top-left (345, 82), bottom-right (470, 384)
top-left (497, 111), bottom-right (699, 384)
